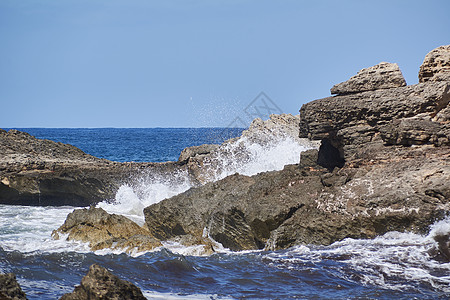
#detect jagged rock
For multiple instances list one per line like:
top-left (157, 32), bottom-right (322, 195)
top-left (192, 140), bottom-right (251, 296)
top-left (178, 144), bottom-right (219, 163)
top-left (0, 273), bottom-right (27, 300)
top-left (60, 264), bottom-right (146, 300)
top-left (144, 166), bottom-right (316, 251)
top-left (330, 62), bottom-right (406, 95)
top-left (0, 129), bottom-right (183, 206)
top-left (52, 207), bottom-right (161, 253)
top-left (142, 47), bottom-right (450, 252)
top-left (184, 114), bottom-right (319, 184)
top-left (300, 81), bottom-right (450, 162)
top-left (419, 45), bottom-right (450, 83)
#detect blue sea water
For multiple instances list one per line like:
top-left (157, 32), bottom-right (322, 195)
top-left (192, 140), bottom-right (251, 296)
top-left (10, 128), bottom-right (244, 162)
top-left (1, 128), bottom-right (449, 299)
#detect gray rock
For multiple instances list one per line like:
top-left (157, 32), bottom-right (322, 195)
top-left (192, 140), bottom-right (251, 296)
top-left (419, 45), bottom-right (450, 83)
top-left (330, 62), bottom-right (406, 95)
top-left (60, 264), bottom-right (146, 300)
top-left (0, 273), bottom-right (27, 300)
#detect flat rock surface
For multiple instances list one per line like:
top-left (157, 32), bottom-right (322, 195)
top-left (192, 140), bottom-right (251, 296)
top-left (330, 62), bottom-right (406, 95)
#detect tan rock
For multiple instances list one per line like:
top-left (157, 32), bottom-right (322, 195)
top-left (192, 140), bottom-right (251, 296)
top-left (52, 207), bottom-right (162, 253)
top-left (330, 62), bottom-right (406, 95)
top-left (419, 45), bottom-right (450, 83)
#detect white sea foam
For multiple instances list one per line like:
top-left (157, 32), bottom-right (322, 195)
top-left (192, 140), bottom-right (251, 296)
top-left (100, 134), bottom-right (314, 225)
top-left (0, 205), bottom-right (91, 254)
top-left (266, 216), bottom-right (450, 293)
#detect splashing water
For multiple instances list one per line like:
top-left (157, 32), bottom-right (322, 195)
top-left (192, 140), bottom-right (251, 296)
top-left (99, 134), bottom-right (315, 223)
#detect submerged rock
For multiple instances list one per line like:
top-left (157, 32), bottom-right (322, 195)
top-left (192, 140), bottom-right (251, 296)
top-left (330, 62), bottom-right (406, 95)
top-left (0, 273), bottom-right (27, 300)
top-left (52, 207), bottom-right (161, 253)
top-left (419, 45), bottom-right (450, 83)
top-left (60, 264), bottom-right (146, 300)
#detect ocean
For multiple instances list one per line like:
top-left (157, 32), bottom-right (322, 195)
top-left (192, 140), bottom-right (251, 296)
top-left (0, 128), bottom-right (449, 299)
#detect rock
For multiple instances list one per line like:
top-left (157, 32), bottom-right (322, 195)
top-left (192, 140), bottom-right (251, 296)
top-left (183, 114), bottom-right (319, 184)
top-left (60, 264), bottom-right (146, 300)
top-left (300, 81), bottom-right (450, 162)
top-left (0, 129), bottom-right (183, 206)
top-left (330, 62), bottom-right (406, 95)
top-left (144, 166), bottom-right (316, 251)
top-left (0, 273), bottom-right (27, 300)
top-left (178, 144), bottom-right (219, 163)
top-left (52, 207), bottom-right (161, 253)
top-left (380, 116), bottom-right (449, 146)
top-left (142, 47), bottom-right (450, 252)
top-left (419, 45), bottom-right (450, 83)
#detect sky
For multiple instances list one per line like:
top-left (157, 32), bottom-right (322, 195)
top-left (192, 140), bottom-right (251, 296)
top-left (1, 0), bottom-right (449, 128)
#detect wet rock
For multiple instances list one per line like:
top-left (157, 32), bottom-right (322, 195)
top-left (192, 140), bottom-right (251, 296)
top-left (184, 114), bottom-right (319, 184)
top-left (60, 264), bottom-right (146, 300)
top-left (330, 62), bottom-right (406, 95)
top-left (0, 273), bottom-right (27, 300)
top-left (52, 207), bottom-right (161, 253)
top-left (419, 45), bottom-right (450, 83)
top-left (179, 144), bottom-right (219, 163)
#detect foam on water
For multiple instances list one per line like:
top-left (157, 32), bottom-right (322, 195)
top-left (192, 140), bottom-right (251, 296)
top-left (0, 205), bottom-right (91, 254)
top-left (265, 216), bottom-right (450, 293)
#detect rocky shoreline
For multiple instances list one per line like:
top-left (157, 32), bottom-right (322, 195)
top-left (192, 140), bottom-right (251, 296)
top-left (51, 45), bottom-right (450, 256)
top-left (1, 45), bottom-right (450, 298)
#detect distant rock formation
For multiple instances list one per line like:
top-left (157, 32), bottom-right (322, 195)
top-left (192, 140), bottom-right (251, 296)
top-left (0, 273), bottom-right (27, 300)
top-left (0, 129), bottom-right (182, 206)
top-left (60, 264), bottom-right (146, 300)
top-left (419, 45), bottom-right (450, 83)
top-left (330, 62), bottom-right (406, 95)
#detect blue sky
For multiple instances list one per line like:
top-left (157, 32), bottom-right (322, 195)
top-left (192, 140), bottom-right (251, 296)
top-left (1, 0), bottom-right (449, 128)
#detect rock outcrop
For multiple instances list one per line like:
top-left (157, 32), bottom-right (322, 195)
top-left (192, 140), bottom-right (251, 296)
top-left (60, 264), bottom-right (146, 300)
top-left (182, 114), bottom-right (319, 184)
top-left (419, 45), bottom-right (450, 83)
top-left (141, 45), bottom-right (450, 251)
top-left (0, 273), bottom-right (27, 300)
top-left (52, 207), bottom-right (162, 253)
top-left (330, 62), bottom-right (406, 95)
top-left (0, 129), bottom-right (182, 206)
top-left (52, 45), bottom-right (450, 253)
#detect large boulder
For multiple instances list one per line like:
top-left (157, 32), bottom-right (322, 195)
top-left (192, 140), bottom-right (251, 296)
top-left (60, 264), bottom-right (146, 300)
top-left (330, 62), bottom-right (406, 95)
top-left (0, 273), bottom-right (27, 300)
top-left (419, 45), bottom-right (450, 83)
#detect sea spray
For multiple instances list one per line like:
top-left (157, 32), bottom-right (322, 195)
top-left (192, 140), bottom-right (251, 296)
top-left (99, 134), bottom-right (317, 224)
